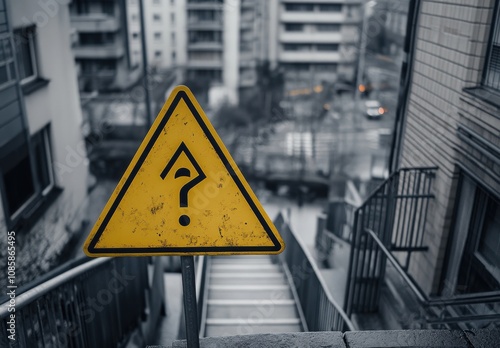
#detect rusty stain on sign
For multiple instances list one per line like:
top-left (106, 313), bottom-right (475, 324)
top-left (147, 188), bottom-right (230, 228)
top-left (83, 85), bottom-right (285, 256)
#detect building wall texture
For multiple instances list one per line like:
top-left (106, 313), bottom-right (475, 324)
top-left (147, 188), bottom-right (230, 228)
top-left (399, 0), bottom-right (500, 295)
top-left (0, 0), bottom-right (89, 287)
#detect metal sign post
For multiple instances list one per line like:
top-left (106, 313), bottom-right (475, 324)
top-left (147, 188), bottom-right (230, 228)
top-left (181, 256), bottom-right (200, 348)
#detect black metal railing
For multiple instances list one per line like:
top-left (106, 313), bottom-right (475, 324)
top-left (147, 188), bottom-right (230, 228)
top-left (275, 213), bottom-right (355, 332)
top-left (344, 167), bottom-right (437, 316)
top-left (0, 257), bottom-right (154, 347)
top-left (342, 166), bottom-right (500, 327)
top-left (363, 228), bottom-right (500, 328)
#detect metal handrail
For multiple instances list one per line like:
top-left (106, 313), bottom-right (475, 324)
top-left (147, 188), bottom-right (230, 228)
top-left (276, 212), bottom-right (355, 332)
top-left (0, 257), bottom-right (110, 318)
top-left (364, 228), bottom-right (500, 320)
top-left (0, 257), bottom-right (152, 347)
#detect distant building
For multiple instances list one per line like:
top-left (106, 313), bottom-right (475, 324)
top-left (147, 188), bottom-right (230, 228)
top-left (143, 0), bottom-right (186, 71)
top-left (269, 0), bottom-right (363, 89)
top-left (69, 0), bottom-right (143, 92)
top-left (238, 0), bottom-right (269, 91)
top-left (324, 0), bottom-right (500, 330)
top-left (0, 0), bottom-right (89, 286)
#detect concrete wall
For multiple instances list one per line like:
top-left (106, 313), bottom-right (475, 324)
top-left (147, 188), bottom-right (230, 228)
top-left (398, 0), bottom-right (500, 295)
top-left (0, 0), bottom-right (89, 287)
top-left (223, 0), bottom-right (240, 103)
top-left (166, 329), bottom-right (500, 348)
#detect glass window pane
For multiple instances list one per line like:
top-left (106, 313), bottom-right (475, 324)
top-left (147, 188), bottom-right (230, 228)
top-left (3, 145), bottom-right (35, 215)
top-left (0, 65), bottom-right (7, 84)
top-left (478, 198), bottom-right (500, 269)
top-left (15, 31), bottom-right (35, 80)
top-left (32, 130), bottom-right (51, 191)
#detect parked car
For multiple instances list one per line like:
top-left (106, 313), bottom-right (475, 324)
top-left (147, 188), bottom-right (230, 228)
top-left (365, 100), bottom-right (385, 119)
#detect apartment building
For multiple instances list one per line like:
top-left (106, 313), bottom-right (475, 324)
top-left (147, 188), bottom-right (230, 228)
top-left (270, 0), bottom-right (363, 89)
top-left (324, 0), bottom-right (500, 330)
top-left (69, 0), bottom-right (142, 92)
top-left (143, 0), bottom-right (186, 70)
top-left (239, 0), bottom-right (269, 90)
top-left (0, 0), bottom-right (89, 286)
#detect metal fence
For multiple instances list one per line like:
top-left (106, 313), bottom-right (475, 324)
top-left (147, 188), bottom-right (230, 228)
top-left (0, 257), bottom-right (151, 348)
top-left (344, 167), bottom-right (437, 316)
top-left (275, 213), bottom-right (355, 332)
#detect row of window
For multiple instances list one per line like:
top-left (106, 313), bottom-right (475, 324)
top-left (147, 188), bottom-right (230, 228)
top-left (283, 43), bottom-right (339, 52)
top-left (282, 62), bottom-right (338, 72)
top-left (284, 3), bottom-right (342, 12)
top-left (284, 23), bottom-right (341, 33)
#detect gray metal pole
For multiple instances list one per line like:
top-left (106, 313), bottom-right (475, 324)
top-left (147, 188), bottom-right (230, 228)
top-left (181, 256), bottom-right (200, 348)
top-left (139, 0), bottom-right (153, 128)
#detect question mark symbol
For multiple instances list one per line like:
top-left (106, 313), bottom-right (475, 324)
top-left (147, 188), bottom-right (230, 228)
top-left (175, 168), bottom-right (193, 226)
top-left (160, 143), bottom-right (206, 227)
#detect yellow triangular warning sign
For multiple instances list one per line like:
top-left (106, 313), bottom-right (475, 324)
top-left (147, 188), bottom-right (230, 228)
top-left (83, 86), bottom-right (285, 256)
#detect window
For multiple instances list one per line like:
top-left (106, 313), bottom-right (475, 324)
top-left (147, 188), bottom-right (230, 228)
top-left (153, 0), bottom-right (160, 4)
top-left (171, 12), bottom-right (175, 24)
top-left (153, 14), bottom-right (161, 21)
top-left (284, 3), bottom-right (313, 12)
top-left (154, 32), bottom-right (162, 40)
top-left (13, 26), bottom-right (38, 83)
top-left (483, 2), bottom-right (500, 90)
top-left (316, 24), bottom-right (340, 32)
top-left (172, 51), bottom-right (176, 62)
top-left (155, 50), bottom-right (162, 57)
top-left (316, 44), bottom-right (339, 51)
top-left (32, 127), bottom-right (54, 195)
top-left (444, 173), bottom-right (500, 295)
top-left (0, 126), bottom-right (55, 223)
top-left (283, 43), bottom-right (311, 51)
top-left (80, 33), bottom-right (114, 45)
top-left (1, 141), bottom-right (36, 218)
top-left (132, 32), bottom-right (139, 39)
top-left (0, 37), bottom-right (16, 87)
top-left (131, 14), bottom-right (138, 21)
top-left (319, 4), bottom-right (342, 12)
top-left (285, 23), bottom-right (303, 32)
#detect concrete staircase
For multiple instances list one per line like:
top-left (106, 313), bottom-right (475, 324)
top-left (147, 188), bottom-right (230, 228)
top-left (202, 256), bottom-right (303, 337)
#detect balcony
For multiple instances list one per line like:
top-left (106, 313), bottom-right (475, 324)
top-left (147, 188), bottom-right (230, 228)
top-left (186, 3), bottom-right (223, 10)
top-left (280, 31), bottom-right (343, 43)
top-left (281, 11), bottom-right (347, 23)
top-left (187, 59), bottom-right (223, 69)
top-left (187, 19), bottom-right (223, 30)
top-left (187, 41), bottom-right (223, 50)
top-left (70, 14), bottom-right (119, 33)
top-left (279, 51), bottom-right (341, 63)
top-left (73, 43), bottom-right (125, 59)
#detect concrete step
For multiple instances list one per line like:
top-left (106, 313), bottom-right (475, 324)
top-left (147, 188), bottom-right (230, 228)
top-left (211, 264), bottom-right (281, 273)
top-left (209, 273), bottom-right (287, 285)
top-left (207, 299), bottom-right (298, 319)
top-left (205, 318), bottom-right (301, 337)
top-left (208, 285), bottom-right (293, 300)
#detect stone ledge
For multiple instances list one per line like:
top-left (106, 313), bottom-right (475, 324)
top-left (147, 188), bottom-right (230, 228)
top-left (153, 329), bottom-right (500, 348)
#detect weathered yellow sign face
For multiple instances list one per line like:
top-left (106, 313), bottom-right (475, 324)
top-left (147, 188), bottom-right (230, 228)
top-left (83, 86), bottom-right (285, 256)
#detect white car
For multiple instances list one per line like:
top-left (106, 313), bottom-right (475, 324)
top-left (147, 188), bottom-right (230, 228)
top-left (365, 100), bottom-right (385, 119)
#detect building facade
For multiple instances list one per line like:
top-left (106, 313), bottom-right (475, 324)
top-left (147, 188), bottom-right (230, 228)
top-left (69, 0), bottom-right (142, 92)
top-left (335, 0), bottom-right (500, 330)
top-left (0, 0), bottom-right (89, 287)
top-left (269, 0), bottom-right (363, 89)
top-left (143, 0), bottom-right (186, 70)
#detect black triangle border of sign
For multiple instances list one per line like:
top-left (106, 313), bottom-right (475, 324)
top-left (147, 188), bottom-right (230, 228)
top-left (88, 90), bottom-right (282, 254)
